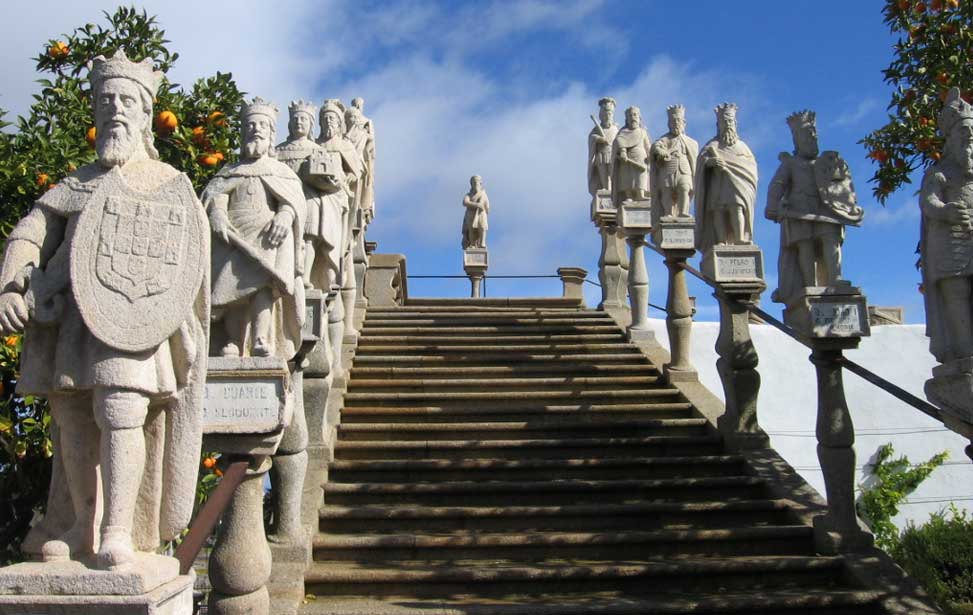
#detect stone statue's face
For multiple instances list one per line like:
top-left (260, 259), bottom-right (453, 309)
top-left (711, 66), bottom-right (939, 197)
top-left (948, 119), bottom-right (973, 172)
top-left (323, 112), bottom-right (341, 139)
top-left (600, 105), bottom-right (614, 126)
top-left (289, 112), bottom-right (312, 139)
top-left (95, 77), bottom-right (149, 167)
top-left (243, 114), bottom-right (273, 159)
top-left (718, 116), bottom-right (736, 137)
top-left (626, 109), bottom-right (640, 129)
top-left (794, 124), bottom-right (819, 158)
top-left (471, 177), bottom-right (482, 191)
top-left (668, 115), bottom-right (685, 135)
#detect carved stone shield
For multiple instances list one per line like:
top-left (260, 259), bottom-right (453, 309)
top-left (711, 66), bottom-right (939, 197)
top-left (71, 168), bottom-right (206, 352)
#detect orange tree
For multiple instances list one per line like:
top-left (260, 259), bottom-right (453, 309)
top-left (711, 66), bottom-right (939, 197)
top-left (862, 0), bottom-right (968, 202)
top-left (0, 7), bottom-right (244, 563)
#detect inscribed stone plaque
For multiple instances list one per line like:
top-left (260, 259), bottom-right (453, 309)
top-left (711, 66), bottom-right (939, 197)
top-left (203, 357), bottom-right (288, 435)
top-left (464, 248), bottom-right (488, 267)
top-left (620, 199), bottom-right (652, 231)
top-left (658, 225), bottom-right (695, 250)
top-left (810, 302), bottom-right (865, 337)
top-left (303, 290), bottom-right (325, 342)
top-left (704, 245), bottom-right (764, 283)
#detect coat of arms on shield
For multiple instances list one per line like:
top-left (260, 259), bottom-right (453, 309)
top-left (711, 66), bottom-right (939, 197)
top-left (71, 168), bottom-right (206, 353)
top-left (96, 196), bottom-right (186, 300)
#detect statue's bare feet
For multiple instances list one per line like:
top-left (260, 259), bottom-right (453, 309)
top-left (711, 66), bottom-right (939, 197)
top-left (221, 342), bottom-right (240, 357)
top-left (252, 338), bottom-right (271, 357)
top-left (40, 525), bottom-right (92, 562)
top-left (97, 526), bottom-right (135, 571)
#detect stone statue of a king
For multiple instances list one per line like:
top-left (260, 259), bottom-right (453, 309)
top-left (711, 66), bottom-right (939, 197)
top-left (588, 97), bottom-right (619, 197)
top-left (694, 103), bottom-right (758, 255)
top-left (0, 50), bottom-right (209, 570)
top-left (766, 110), bottom-right (864, 305)
top-left (651, 104), bottom-right (698, 220)
top-left (462, 175), bottom-right (490, 249)
top-left (204, 98), bottom-right (307, 360)
top-left (611, 106), bottom-right (652, 205)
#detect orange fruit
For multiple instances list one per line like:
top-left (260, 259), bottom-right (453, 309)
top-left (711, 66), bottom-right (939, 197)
top-left (202, 457), bottom-right (216, 469)
top-left (931, 0), bottom-right (943, 9)
top-left (936, 72), bottom-right (951, 85)
top-left (199, 154), bottom-right (220, 167)
top-left (46, 183), bottom-right (57, 191)
top-left (215, 468), bottom-right (224, 478)
top-left (870, 149), bottom-right (890, 163)
top-left (191, 126), bottom-right (207, 144)
top-left (47, 41), bottom-right (69, 59)
top-left (85, 126), bottom-right (96, 147)
top-left (947, 0), bottom-right (959, 8)
top-left (213, 151), bottom-right (225, 161)
top-left (916, 1), bottom-right (927, 11)
top-left (931, 151), bottom-right (943, 160)
top-left (4, 335), bottom-right (18, 348)
top-left (35, 173), bottom-right (49, 187)
top-left (156, 110), bottom-right (178, 132)
top-left (207, 111), bottom-right (227, 127)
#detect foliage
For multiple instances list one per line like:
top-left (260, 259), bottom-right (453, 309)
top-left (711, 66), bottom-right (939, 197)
top-left (856, 442), bottom-right (948, 550)
top-left (862, 0), bottom-right (968, 202)
top-left (893, 505), bottom-right (973, 612)
top-left (0, 6), bottom-right (246, 564)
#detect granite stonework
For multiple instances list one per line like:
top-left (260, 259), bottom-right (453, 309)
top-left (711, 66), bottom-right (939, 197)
top-left (766, 110), bottom-right (864, 307)
top-left (462, 175), bottom-right (490, 250)
top-left (588, 97), bottom-right (619, 198)
top-left (0, 52), bottom-right (207, 615)
top-left (783, 285), bottom-right (870, 340)
top-left (654, 219), bottom-right (695, 250)
top-left (611, 106), bottom-right (651, 206)
top-left (363, 254), bottom-right (407, 307)
top-left (701, 244), bottom-right (765, 283)
top-left (920, 88), bottom-right (973, 429)
top-left (650, 104), bottom-right (698, 222)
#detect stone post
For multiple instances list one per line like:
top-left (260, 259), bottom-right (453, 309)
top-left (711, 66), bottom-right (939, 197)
top-left (209, 455), bottom-right (273, 614)
top-left (364, 254), bottom-right (408, 307)
top-left (783, 284), bottom-right (872, 553)
top-left (597, 222), bottom-right (627, 311)
top-left (464, 248), bottom-right (488, 299)
top-left (557, 267), bottom-right (588, 305)
top-left (619, 199), bottom-right (653, 342)
top-left (654, 220), bottom-right (698, 382)
top-left (353, 208), bottom-right (369, 330)
top-left (714, 282), bottom-right (769, 450)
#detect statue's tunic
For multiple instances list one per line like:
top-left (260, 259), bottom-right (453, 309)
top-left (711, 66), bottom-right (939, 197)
top-left (611, 126), bottom-right (651, 200)
top-left (0, 160), bottom-right (210, 542)
top-left (462, 190), bottom-right (490, 249)
top-left (651, 132), bottom-right (698, 218)
top-left (767, 153), bottom-right (843, 248)
top-left (346, 123), bottom-right (376, 223)
top-left (920, 161), bottom-right (973, 361)
top-left (313, 136), bottom-right (362, 280)
top-left (693, 137), bottom-right (758, 252)
top-left (587, 122), bottom-right (619, 196)
top-left (203, 157), bottom-right (307, 359)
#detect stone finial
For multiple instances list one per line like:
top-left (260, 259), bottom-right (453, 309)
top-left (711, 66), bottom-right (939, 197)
top-left (89, 49), bottom-right (163, 97)
top-left (786, 109), bottom-right (817, 133)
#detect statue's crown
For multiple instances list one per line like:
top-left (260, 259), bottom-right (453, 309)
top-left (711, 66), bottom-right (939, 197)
top-left (598, 96), bottom-right (616, 108)
top-left (288, 99), bottom-right (317, 118)
top-left (714, 102), bottom-right (737, 121)
top-left (786, 109), bottom-right (816, 131)
top-left (242, 97), bottom-right (278, 123)
top-left (939, 87), bottom-right (973, 136)
top-left (666, 104), bottom-right (685, 119)
top-left (320, 98), bottom-right (345, 118)
top-left (89, 49), bottom-right (163, 97)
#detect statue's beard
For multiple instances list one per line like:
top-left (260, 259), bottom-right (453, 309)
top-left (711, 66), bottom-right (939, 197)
top-left (244, 136), bottom-right (268, 158)
top-left (719, 128), bottom-right (738, 147)
top-left (96, 124), bottom-right (140, 167)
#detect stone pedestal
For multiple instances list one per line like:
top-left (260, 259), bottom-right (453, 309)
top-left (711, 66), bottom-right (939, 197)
top-left (620, 199), bottom-right (653, 342)
top-left (786, 283), bottom-right (872, 554)
top-left (592, 192), bottom-right (627, 313)
top-left (0, 558), bottom-right (193, 615)
top-left (556, 267), bottom-right (587, 304)
top-left (714, 281), bottom-right (769, 451)
top-left (701, 244), bottom-right (765, 283)
top-left (464, 248), bottom-right (488, 299)
top-left (927, 358), bottom-right (973, 426)
top-left (363, 254), bottom-right (407, 307)
top-left (654, 221), bottom-right (697, 383)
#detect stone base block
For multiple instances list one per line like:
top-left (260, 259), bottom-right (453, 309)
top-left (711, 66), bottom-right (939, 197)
top-left (926, 358), bottom-right (973, 426)
top-left (701, 245), bottom-right (764, 283)
top-left (663, 364), bottom-right (698, 383)
top-left (0, 566), bottom-right (192, 615)
top-left (652, 219), bottom-right (695, 250)
top-left (0, 554), bottom-right (178, 596)
top-left (782, 284), bottom-right (870, 342)
top-left (626, 326), bottom-right (655, 343)
top-left (813, 517), bottom-right (873, 555)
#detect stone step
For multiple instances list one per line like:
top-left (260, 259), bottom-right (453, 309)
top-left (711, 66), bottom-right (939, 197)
top-left (351, 352), bottom-right (648, 365)
top-left (340, 401), bottom-right (694, 423)
top-left (366, 309), bottom-right (611, 318)
top-left (359, 333), bottom-right (626, 344)
top-left (321, 476), bottom-right (767, 506)
top-left (335, 418), bottom-right (708, 442)
top-left (326, 454), bottom-right (742, 482)
top-left (349, 364), bottom-right (660, 378)
top-left (303, 555), bottom-right (846, 599)
top-left (359, 329), bottom-right (623, 340)
top-left (333, 434), bottom-right (725, 460)
top-left (342, 388), bottom-right (683, 405)
top-left (312, 525), bottom-right (816, 562)
top-left (298, 589), bottom-right (885, 615)
top-left (346, 375), bottom-right (663, 391)
top-left (363, 317), bottom-right (616, 327)
top-left (318, 498), bottom-right (797, 534)
top-left (404, 297), bottom-right (583, 308)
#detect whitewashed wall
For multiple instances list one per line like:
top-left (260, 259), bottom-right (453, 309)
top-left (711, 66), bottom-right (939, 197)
top-left (645, 318), bottom-right (973, 530)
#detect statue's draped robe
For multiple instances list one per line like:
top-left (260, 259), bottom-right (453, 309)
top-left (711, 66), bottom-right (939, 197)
top-left (588, 122), bottom-right (619, 196)
top-left (313, 136), bottom-right (362, 288)
top-left (8, 162), bottom-right (209, 549)
top-left (462, 190), bottom-right (490, 249)
top-left (693, 136), bottom-right (758, 253)
top-left (203, 156), bottom-right (307, 360)
top-left (611, 126), bottom-right (651, 203)
top-left (650, 132), bottom-right (698, 222)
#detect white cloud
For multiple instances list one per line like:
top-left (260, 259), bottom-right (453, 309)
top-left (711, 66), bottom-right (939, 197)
top-left (832, 98), bottom-right (879, 128)
top-left (868, 199), bottom-right (920, 226)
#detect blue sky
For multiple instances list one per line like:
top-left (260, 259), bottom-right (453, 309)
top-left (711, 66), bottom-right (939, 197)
top-left (1, 0), bottom-right (916, 321)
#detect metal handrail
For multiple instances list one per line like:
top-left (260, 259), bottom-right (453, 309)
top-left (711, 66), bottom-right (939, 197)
top-left (643, 241), bottom-right (944, 424)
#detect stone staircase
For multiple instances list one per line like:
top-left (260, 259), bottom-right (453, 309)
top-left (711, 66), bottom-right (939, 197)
top-left (301, 298), bottom-right (895, 614)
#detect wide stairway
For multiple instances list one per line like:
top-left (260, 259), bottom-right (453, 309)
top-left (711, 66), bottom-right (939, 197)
top-left (302, 298), bottom-right (890, 614)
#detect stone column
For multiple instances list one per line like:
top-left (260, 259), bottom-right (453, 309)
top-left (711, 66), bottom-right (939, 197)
top-left (353, 209), bottom-right (369, 330)
top-left (209, 455), bottom-right (273, 614)
top-left (663, 248), bottom-right (696, 381)
top-left (625, 233), bottom-right (651, 340)
top-left (714, 283), bottom-right (769, 450)
top-left (597, 222), bottom-right (628, 311)
top-left (464, 248), bottom-right (488, 300)
top-left (557, 267), bottom-right (587, 305)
